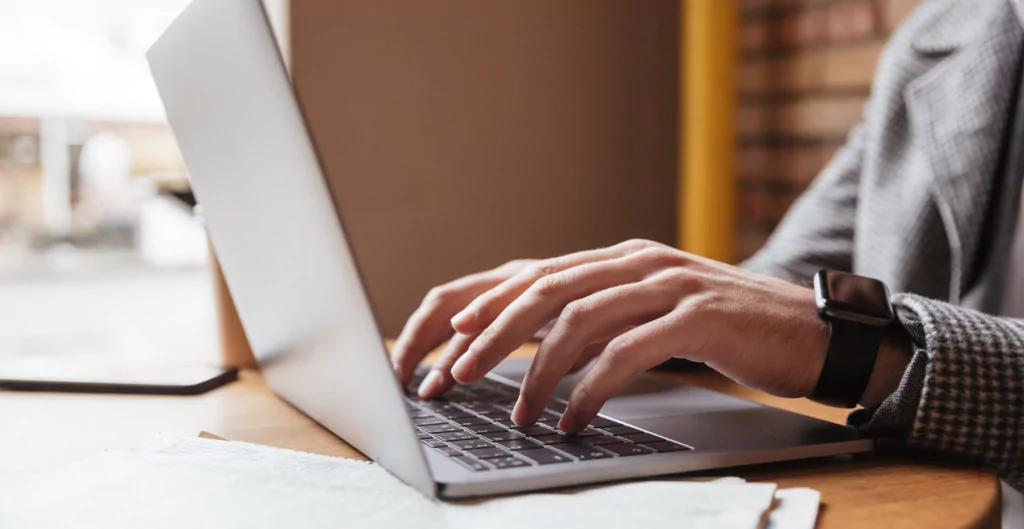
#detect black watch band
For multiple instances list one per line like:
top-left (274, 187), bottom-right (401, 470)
top-left (809, 319), bottom-right (885, 408)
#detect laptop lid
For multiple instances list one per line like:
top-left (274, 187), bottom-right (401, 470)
top-left (147, 0), bottom-right (434, 496)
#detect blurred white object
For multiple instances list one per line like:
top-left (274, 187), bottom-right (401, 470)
top-left (137, 194), bottom-right (206, 267)
top-left (0, 0), bottom-right (290, 122)
top-left (78, 131), bottom-right (136, 226)
top-left (0, 436), bottom-right (811, 529)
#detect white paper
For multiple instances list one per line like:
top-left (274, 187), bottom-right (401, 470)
top-left (0, 435), bottom-right (793, 529)
top-left (767, 488), bottom-right (821, 529)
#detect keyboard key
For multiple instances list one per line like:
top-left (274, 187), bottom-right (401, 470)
top-left (420, 400), bottom-right (454, 411)
top-left (451, 456), bottom-right (490, 472)
top-left (450, 439), bottom-right (494, 450)
top-left (436, 446), bottom-right (463, 457)
top-left (466, 423), bottom-right (505, 434)
top-left (421, 438), bottom-right (446, 448)
top-left (420, 423), bottom-right (460, 434)
top-left (413, 417), bottom-right (446, 426)
top-left (482, 431), bottom-right (523, 442)
top-left (438, 411), bottom-right (475, 420)
top-left (530, 434), bottom-right (574, 445)
top-left (435, 431), bottom-right (476, 442)
top-left (513, 425), bottom-right (553, 436)
top-left (552, 442), bottom-right (613, 460)
top-left (489, 456), bottom-right (530, 469)
top-left (517, 448), bottom-right (572, 465)
top-left (588, 416), bottom-right (618, 428)
top-left (640, 441), bottom-right (690, 453)
top-left (583, 435), bottom-right (622, 445)
top-left (462, 403), bottom-right (505, 416)
top-left (619, 433), bottom-right (664, 444)
top-left (451, 416), bottom-right (492, 426)
top-left (494, 438), bottom-right (542, 451)
top-left (465, 447), bottom-right (511, 459)
top-left (490, 415), bottom-right (517, 428)
top-left (553, 428), bottom-right (601, 437)
top-left (601, 424), bottom-right (643, 436)
top-left (599, 442), bottom-right (654, 457)
top-left (408, 410), bottom-right (434, 419)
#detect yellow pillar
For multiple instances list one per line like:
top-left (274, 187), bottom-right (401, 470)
top-left (680, 0), bottom-right (738, 262)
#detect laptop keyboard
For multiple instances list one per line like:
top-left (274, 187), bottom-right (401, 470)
top-left (406, 369), bottom-right (690, 472)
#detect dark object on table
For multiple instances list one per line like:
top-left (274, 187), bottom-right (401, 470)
top-left (656, 358), bottom-right (709, 371)
top-left (0, 356), bottom-right (237, 395)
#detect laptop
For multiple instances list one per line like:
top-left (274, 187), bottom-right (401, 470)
top-left (147, 0), bottom-right (874, 499)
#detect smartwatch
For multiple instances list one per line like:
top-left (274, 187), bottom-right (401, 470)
top-left (810, 270), bottom-right (896, 408)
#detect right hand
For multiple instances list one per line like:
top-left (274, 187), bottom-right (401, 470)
top-left (391, 259), bottom-right (537, 394)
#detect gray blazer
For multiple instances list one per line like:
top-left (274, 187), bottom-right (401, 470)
top-left (742, 0), bottom-right (1024, 488)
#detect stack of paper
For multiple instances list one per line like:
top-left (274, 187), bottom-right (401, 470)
top-left (0, 436), bottom-right (819, 529)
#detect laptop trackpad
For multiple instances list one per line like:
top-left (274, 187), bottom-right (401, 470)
top-left (490, 358), bottom-right (758, 421)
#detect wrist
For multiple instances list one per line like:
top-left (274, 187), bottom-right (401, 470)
top-left (797, 306), bottom-right (830, 398)
top-left (858, 325), bottom-right (913, 408)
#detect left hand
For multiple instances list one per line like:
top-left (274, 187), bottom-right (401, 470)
top-left (436, 239), bottom-right (830, 433)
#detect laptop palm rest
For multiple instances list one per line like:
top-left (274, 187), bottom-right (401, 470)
top-left (490, 358), bottom-right (861, 452)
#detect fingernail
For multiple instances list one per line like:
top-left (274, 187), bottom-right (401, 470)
top-left (511, 396), bottom-right (530, 426)
top-left (558, 413), bottom-right (578, 434)
top-left (451, 349), bottom-right (476, 381)
top-left (417, 370), bottom-right (444, 398)
top-left (451, 308), bottom-right (476, 329)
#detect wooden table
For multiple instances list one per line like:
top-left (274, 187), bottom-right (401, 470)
top-left (0, 345), bottom-right (1001, 529)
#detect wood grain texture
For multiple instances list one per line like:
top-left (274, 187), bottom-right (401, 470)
top-left (0, 344), bottom-right (999, 528)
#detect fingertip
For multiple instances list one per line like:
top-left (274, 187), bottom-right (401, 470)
top-left (450, 310), bottom-right (476, 333)
top-left (450, 354), bottom-right (476, 383)
top-left (511, 398), bottom-right (532, 427)
top-left (557, 413), bottom-right (585, 434)
top-left (417, 370), bottom-right (445, 399)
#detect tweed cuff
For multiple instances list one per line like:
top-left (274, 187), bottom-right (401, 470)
top-left (853, 293), bottom-right (1024, 489)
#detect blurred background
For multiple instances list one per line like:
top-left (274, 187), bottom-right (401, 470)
top-left (0, 0), bottom-right (919, 363)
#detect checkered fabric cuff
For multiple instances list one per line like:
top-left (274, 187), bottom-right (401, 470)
top-left (853, 294), bottom-right (1024, 490)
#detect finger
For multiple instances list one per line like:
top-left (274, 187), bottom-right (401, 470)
top-left (558, 310), bottom-right (689, 433)
top-left (568, 339), bottom-right (612, 374)
top-left (391, 270), bottom-right (508, 384)
top-left (450, 240), bottom-right (662, 334)
top-left (449, 251), bottom-right (663, 384)
top-left (417, 332), bottom-right (477, 398)
top-left (510, 281), bottom-right (679, 425)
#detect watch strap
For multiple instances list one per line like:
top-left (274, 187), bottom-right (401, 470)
top-left (809, 319), bottom-right (885, 408)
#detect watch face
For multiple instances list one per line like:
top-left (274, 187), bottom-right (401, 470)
top-left (815, 270), bottom-right (894, 325)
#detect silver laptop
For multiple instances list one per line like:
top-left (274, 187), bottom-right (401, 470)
top-left (147, 0), bottom-right (873, 499)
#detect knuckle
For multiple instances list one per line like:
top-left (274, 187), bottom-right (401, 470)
top-left (602, 339), bottom-right (635, 368)
top-left (558, 299), bottom-right (592, 328)
top-left (619, 238), bottom-right (667, 253)
top-left (573, 379), bottom-right (595, 404)
top-left (674, 296), bottom-right (716, 325)
top-left (530, 271), bottom-right (573, 297)
top-left (425, 285), bottom-right (453, 306)
top-left (635, 246), bottom-right (684, 267)
top-left (685, 293), bottom-right (719, 314)
top-left (661, 269), bottom-right (698, 289)
top-left (478, 324), bottom-right (500, 345)
top-left (533, 258), bottom-right (562, 277)
top-left (500, 258), bottom-right (534, 273)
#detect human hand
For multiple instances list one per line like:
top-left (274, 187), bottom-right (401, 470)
top-left (401, 239), bottom-right (831, 433)
top-left (390, 259), bottom-right (538, 388)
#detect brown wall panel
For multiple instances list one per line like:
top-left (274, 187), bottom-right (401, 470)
top-left (292, 1), bottom-right (678, 336)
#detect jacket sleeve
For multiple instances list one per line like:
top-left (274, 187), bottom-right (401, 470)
top-left (850, 294), bottom-right (1024, 490)
top-left (740, 122), bottom-right (865, 282)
